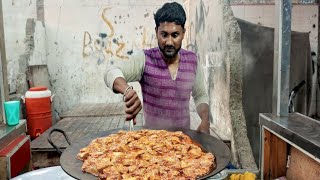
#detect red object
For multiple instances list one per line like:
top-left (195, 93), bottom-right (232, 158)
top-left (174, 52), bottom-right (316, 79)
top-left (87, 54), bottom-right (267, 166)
top-left (29, 86), bottom-right (48, 91)
top-left (25, 86), bottom-right (52, 139)
top-left (0, 135), bottom-right (31, 179)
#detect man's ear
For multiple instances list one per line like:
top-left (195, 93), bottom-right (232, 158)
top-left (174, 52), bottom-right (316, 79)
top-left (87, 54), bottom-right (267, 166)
top-left (155, 27), bottom-right (158, 38)
top-left (181, 28), bottom-right (186, 40)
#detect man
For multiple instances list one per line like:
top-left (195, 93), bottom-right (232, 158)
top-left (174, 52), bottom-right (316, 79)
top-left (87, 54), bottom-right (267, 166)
top-left (105, 2), bottom-right (210, 134)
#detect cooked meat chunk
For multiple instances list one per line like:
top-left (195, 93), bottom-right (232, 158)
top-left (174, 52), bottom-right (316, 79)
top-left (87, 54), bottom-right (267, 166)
top-left (78, 129), bottom-right (215, 179)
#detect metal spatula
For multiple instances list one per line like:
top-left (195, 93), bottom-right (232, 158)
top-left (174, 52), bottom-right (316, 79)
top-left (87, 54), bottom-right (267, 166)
top-left (129, 119), bottom-right (134, 131)
top-left (122, 118), bottom-right (134, 131)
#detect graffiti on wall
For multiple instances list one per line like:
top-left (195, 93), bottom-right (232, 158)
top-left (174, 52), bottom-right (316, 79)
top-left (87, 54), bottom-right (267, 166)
top-left (185, 0), bottom-right (208, 56)
top-left (82, 7), bottom-right (157, 64)
top-left (195, 0), bottom-right (208, 34)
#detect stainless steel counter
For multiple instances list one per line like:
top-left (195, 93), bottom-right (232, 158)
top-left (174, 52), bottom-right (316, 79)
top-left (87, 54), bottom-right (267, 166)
top-left (0, 120), bottom-right (27, 149)
top-left (259, 113), bottom-right (320, 161)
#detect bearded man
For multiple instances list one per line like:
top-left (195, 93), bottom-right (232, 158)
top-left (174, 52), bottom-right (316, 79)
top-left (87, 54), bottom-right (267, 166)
top-left (105, 2), bottom-right (210, 134)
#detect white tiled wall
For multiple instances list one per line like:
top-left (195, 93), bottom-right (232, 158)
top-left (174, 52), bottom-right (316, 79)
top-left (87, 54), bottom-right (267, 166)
top-left (231, 5), bottom-right (318, 57)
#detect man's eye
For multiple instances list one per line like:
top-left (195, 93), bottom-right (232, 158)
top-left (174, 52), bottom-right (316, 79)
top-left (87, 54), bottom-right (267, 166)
top-left (172, 33), bottom-right (179, 38)
top-left (162, 33), bottom-right (168, 38)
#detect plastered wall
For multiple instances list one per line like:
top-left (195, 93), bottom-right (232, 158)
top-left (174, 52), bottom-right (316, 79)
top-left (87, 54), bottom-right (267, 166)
top-left (186, 0), bottom-right (257, 168)
top-left (43, 0), bottom-right (183, 113)
top-left (3, 0), bottom-right (37, 92)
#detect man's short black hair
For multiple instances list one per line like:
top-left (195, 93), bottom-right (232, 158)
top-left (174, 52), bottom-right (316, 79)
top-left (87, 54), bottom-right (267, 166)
top-left (154, 2), bottom-right (186, 29)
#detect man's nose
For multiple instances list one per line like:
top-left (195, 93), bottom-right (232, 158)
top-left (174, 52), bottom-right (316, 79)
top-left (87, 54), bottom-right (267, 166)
top-left (166, 36), bottom-right (173, 46)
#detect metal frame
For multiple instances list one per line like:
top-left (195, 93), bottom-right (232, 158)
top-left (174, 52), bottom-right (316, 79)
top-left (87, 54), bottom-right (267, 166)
top-left (273, 0), bottom-right (292, 117)
top-left (259, 124), bottom-right (265, 180)
top-left (0, 0), bottom-right (7, 124)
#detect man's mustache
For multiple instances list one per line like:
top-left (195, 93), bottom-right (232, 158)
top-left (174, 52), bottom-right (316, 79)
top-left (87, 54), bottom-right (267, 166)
top-left (164, 46), bottom-right (175, 49)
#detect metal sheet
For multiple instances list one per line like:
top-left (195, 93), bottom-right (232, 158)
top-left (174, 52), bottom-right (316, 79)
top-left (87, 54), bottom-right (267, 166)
top-left (60, 127), bottom-right (231, 180)
top-left (11, 166), bottom-right (75, 180)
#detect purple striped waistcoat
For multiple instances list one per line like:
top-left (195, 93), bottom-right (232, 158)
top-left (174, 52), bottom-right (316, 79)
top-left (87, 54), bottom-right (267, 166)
top-left (141, 48), bottom-right (197, 129)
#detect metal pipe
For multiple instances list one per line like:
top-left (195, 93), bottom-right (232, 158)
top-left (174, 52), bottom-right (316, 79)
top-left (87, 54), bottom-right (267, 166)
top-left (273, 0), bottom-right (292, 117)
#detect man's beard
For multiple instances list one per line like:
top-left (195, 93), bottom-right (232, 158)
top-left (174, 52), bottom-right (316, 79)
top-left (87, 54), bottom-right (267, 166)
top-left (159, 45), bottom-right (181, 60)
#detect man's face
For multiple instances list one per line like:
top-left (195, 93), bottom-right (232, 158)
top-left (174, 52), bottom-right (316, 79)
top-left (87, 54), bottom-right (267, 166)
top-left (156, 22), bottom-right (185, 60)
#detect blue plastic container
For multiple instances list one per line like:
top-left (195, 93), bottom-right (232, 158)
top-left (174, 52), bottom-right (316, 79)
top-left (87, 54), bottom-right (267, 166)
top-left (4, 100), bottom-right (20, 126)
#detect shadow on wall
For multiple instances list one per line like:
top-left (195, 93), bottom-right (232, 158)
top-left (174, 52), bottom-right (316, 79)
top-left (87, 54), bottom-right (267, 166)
top-left (237, 18), bottom-right (315, 165)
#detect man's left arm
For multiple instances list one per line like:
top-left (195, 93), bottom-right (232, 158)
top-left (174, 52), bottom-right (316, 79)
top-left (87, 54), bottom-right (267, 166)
top-left (192, 64), bottom-right (210, 134)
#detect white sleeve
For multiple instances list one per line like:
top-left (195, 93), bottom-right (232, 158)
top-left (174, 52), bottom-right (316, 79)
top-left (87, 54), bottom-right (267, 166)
top-left (104, 50), bottom-right (145, 89)
top-left (192, 64), bottom-right (209, 107)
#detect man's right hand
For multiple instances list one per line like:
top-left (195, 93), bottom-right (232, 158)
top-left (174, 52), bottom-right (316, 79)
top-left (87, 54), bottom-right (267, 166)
top-left (123, 88), bottom-right (142, 124)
